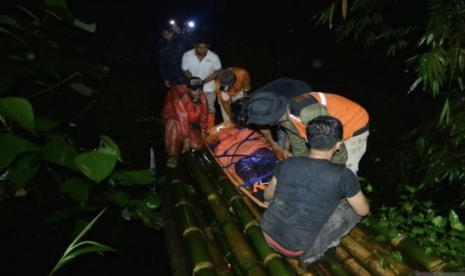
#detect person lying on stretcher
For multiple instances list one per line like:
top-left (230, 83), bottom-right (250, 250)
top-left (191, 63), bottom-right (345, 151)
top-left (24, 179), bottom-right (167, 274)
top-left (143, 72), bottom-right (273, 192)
top-left (206, 98), bottom-right (278, 201)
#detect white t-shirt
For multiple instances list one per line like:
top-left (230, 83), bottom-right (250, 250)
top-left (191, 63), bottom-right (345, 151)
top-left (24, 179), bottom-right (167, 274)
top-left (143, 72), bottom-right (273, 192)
top-left (181, 49), bottom-right (222, 92)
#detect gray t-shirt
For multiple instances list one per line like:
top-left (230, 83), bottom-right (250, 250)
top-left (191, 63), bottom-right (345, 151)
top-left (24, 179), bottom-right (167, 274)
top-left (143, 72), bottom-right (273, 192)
top-left (260, 157), bottom-right (360, 251)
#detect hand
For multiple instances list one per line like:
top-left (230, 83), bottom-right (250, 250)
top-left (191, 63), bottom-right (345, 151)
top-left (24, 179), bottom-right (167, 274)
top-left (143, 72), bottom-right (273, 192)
top-left (182, 137), bottom-right (190, 153)
top-left (221, 91), bottom-right (230, 101)
top-left (282, 149), bottom-right (294, 159)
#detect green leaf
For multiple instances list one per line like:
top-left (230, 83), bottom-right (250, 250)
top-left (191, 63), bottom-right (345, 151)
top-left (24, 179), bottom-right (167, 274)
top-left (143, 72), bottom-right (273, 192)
top-left (403, 201), bottom-right (414, 212)
top-left (431, 216), bottom-right (447, 228)
top-left (110, 170), bottom-right (155, 186)
top-left (59, 178), bottom-right (89, 204)
top-left (449, 210), bottom-right (465, 232)
top-left (35, 117), bottom-right (60, 132)
top-left (374, 235), bottom-right (386, 242)
top-left (391, 251), bottom-right (402, 262)
top-left (379, 257), bottom-right (390, 269)
top-left (43, 0), bottom-right (74, 23)
top-left (7, 153), bottom-right (40, 189)
top-left (411, 227), bottom-right (425, 235)
top-left (0, 133), bottom-right (35, 171)
top-left (49, 209), bottom-right (116, 275)
top-left (439, 98), bottom-right (450, 125)
top-left (100, 135), bottom-right (122, 162)
top-left (388, 229), bottom-right (401, 239)
top-left (74, 147), bottom-right (117, 182)
top-left (143, 194), bottom-right (161, 209)
top-left (0, 97), bottom-right (35, 134)
top-left (41, 139), bottom-right (78, 170)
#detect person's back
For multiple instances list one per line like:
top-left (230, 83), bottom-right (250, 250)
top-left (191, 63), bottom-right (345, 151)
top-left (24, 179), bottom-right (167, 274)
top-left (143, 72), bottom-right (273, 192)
top-left (260, 115), bottom-right (369, 267)
top-left (261, 157), bottom-right (356, 249)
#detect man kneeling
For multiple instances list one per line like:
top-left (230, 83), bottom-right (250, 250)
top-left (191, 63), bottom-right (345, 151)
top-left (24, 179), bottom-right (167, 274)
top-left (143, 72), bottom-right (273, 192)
top-left (260, 115), bottom-right (369, 267)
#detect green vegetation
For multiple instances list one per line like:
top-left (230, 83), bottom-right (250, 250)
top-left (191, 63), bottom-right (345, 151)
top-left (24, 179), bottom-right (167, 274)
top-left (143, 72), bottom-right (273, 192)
top-left (316, 0), bottom-right (465, 270)
top-left (0, 2), bottom-right (162, 273)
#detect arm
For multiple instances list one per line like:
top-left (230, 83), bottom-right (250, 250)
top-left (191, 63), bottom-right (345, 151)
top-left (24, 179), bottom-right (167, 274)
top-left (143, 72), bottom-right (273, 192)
top-left (202, 69), bottom-right (220, 83)
top-left (203, 54), bottom-right (221, 83)
top-left (264, 176), bottom-right (277, 203)
top-left (259, 129), bottom-right (291, 160)
top-left (346, 191), bottom-right (370, 216)
top-left (181, 52), bottom-right (193, 79)
top-left (184, 70), bottom-right (193, 78)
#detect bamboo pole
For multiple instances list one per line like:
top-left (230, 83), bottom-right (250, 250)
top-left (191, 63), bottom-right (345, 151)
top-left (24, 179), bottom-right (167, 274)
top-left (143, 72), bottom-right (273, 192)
top-left (184, 153), bottom-right (268, 276)
top-left (349, 226), bottom-right (414, 275)
top-left (160, 169), bottom-right (189, 276)
top-left (200, 151), bottom-right (353, 276)
top-left (335, 247), bottom-right (372, 276)
top-left (365, 217), bottom-right (449, 272)
top-left (172, 177), bottom-right (233, 276)
top-left (197, 152), bottom-right (297, 276)
top-left (171, 178), bottom-right (216, 276)
top-left (340, 235), bottom-right (397, 276)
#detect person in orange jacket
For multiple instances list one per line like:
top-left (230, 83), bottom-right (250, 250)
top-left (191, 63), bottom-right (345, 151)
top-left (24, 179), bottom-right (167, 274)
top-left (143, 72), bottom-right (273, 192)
top-left (162, 77), bottom-right (208, 168)
top-left (247, 88), bottom-right (369, 174)
top-left (214, 67), bottom-right (251, 122)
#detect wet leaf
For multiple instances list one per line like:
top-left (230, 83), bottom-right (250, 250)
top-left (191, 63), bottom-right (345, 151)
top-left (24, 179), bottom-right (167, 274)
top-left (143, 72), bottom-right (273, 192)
top-left (374, 235), bottom-right (386, 242)
top-left (41, 139), bottom-right (78, 170)
top-left (0, 133), bottom-right (35, 171)
top-left (0, 97), bottom-right (35, 134)
top-left (391, 251), bottom-right (402, 262)
top-left (449, 210), bottom-right (465, 231)
top-left (431, 216), bottom-right (447, 228)
top-left (7, 153), bottom-right (39, 188)
top-left (111, 170), bottom-right (154, 186)
top-left (59, 178), bottom-right (89, 204)
top-left (100, 135), bottom-right (122, 162)
top-left (74, 147), bottom-right (117, 182)
top-left (143, 194), bottom-right (161, 209)
top-left (388, 229), bottom-right (401, 239)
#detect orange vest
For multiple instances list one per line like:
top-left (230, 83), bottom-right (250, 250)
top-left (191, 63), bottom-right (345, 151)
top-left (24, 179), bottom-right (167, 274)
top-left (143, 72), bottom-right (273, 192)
top-left (289, 92), bottom-right (369, 141)
top-left (214, 67), bottom-right (251, 116)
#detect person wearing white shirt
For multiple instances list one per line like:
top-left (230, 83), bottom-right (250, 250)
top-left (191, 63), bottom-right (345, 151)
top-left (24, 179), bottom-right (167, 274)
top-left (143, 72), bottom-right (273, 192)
top-left (182, 35), bottom-right (222, 128)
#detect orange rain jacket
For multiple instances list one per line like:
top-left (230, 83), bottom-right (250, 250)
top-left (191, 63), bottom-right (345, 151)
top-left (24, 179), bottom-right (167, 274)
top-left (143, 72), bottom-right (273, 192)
top-left (162, 85), bottom-right (208, 156)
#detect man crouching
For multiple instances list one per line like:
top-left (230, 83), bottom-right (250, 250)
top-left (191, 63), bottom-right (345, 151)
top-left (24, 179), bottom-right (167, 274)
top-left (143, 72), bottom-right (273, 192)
top-left (162, 77), bottom-right (208, 168)
top-left (260, 115), bottom-right (369, 267)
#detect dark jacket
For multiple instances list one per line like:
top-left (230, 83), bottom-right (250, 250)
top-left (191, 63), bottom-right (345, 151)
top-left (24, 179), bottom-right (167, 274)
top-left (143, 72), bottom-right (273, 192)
top-left (158, 34), bottom-right (189, 84)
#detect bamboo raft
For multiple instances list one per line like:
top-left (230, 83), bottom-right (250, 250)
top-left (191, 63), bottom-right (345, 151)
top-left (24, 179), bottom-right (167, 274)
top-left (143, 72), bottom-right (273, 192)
top-left (160, 148), bottom-right (449, 275)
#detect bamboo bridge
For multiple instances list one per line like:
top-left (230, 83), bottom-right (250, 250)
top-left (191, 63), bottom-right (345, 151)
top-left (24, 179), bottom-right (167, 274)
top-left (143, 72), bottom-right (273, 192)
top-left (160, 150), bottom-right (449, 276)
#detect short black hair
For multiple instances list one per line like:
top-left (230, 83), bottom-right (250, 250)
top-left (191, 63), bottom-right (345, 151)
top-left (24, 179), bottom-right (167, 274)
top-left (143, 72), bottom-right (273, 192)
top-left (306, 115), bottom-right (343, 150)
top-left (193, 33), bottom-right (210, 45)
top-left (231, 97), bottom-right (249, 126)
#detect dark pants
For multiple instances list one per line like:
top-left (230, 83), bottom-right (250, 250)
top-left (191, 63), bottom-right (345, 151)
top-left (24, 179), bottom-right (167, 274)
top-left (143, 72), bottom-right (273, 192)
top-left (299, 199), bottom-right (361, 267)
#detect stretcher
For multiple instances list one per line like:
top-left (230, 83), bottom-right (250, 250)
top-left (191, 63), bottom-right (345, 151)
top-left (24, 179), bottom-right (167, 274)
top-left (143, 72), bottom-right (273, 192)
top-left (205, 122), bottom-right (275, 208)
